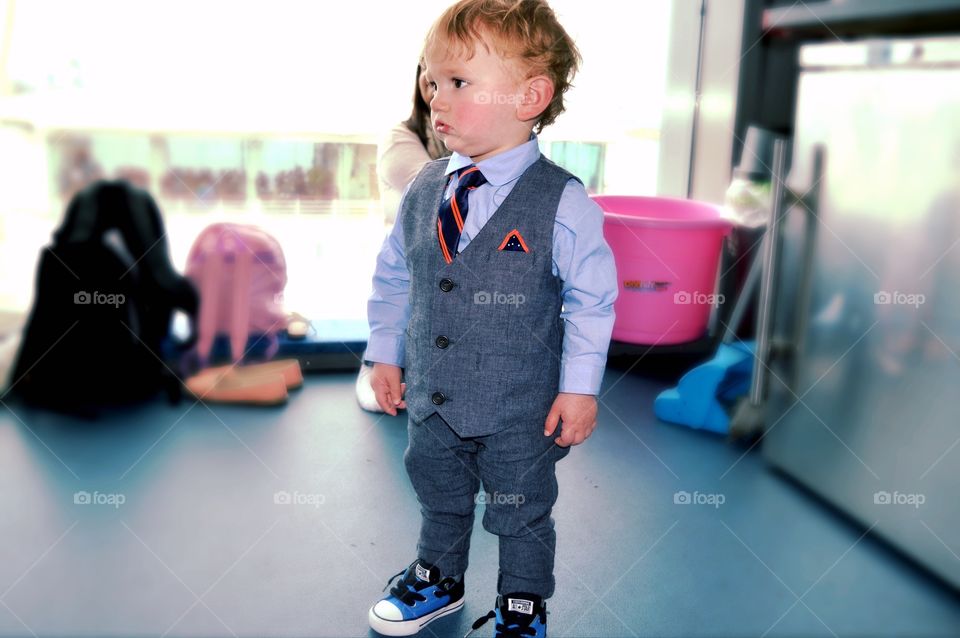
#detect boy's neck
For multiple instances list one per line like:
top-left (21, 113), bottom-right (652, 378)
top-left (466, 132), bottom-right (538, 165)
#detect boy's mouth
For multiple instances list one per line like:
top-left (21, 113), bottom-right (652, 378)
top-left (434, 120), bottom-right (451, 134)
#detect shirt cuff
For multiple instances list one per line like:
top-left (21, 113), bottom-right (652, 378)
top-left (559, 362), bottom-right (605, 395)
top-left (364, 332), bottom-right (405, 367)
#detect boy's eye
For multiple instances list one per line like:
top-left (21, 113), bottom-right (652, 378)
top-left (453, 78), bottom-right (467, 89)
top-left (428, 81), bottom-right (437, 91)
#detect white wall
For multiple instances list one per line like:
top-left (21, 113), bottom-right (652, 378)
top-left (659, 0), bottom-right (746, 203)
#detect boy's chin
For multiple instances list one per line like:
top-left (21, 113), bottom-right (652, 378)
top-left (442, 139), bottom-right (470, 157)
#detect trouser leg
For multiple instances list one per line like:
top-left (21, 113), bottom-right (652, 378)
top-left (404, 412), bottom-right (481, 577)
top-left (477, 420), bottom-right (571, 598)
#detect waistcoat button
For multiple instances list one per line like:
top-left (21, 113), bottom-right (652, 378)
top-left (439, 278), bottom-right (454, 292)
top-left (431, 392), bottom-right (446, 405)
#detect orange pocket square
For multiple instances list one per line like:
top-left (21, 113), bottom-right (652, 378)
top-left (498, 229), bottom-right (530, 252)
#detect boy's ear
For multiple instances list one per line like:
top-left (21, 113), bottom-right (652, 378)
top-left (516, 75), bottom-right (555, 123)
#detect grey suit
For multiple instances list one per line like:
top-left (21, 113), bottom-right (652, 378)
top-left (400, 156), bottom-right (576, 597)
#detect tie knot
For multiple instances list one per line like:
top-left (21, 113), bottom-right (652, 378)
top-left (456, 165), bottom-right (487, 191)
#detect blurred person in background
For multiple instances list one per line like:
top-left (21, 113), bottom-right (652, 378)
top-left (355, 63), bottom-right (448, 413)
top-left (58, 139), bottom-right (104, 199)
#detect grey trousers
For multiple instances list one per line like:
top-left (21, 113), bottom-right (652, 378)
top-left (404, 411), bottom-right (571, 598)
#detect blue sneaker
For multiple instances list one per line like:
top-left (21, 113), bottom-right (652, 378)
top-left (368, 559), bottom-right (465, 636)
top-left (466, 592), bottom-right (547, 637)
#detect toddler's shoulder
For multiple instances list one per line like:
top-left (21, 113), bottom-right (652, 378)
top-left (555, 178), bottom-right (604, 234)
top-left (537, 155), bottom-right (583, 186)
top-left (411, 157), bottom-right (449, 185)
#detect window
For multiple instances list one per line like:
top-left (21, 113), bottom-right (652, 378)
top-left (0, 0), bottom-right (677, 324)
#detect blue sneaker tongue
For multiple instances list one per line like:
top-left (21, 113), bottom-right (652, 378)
top-left (507, 598), bottom-right (534, 615)
top-left (414, 562), bottom-right (433, 583)
top-left (500, 593), bottom-right (542, 628)
top-left (411, 560), bottom-right (446, 588)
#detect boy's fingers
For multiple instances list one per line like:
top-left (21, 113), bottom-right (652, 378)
top-left (378, 392), bottom-right (396, 416)
top-left (388, 377), bottom-right (403, 406)
top-left (374, 391), bottom-right (391, 415)
top-left (557, 422), bottom-right (592, 447)
top-left (383, 393), bottom-right (398, 415)
top-left (373, 377), bottom-right (397, 416)
top-left (544, 408), bottom-right (561, 436)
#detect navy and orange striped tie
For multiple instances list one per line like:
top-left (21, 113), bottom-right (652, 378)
top-left (437, 165), bottom-right (487, 263)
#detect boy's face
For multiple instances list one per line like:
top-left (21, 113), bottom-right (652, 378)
top-left (423, 35), bottom-right (533, 163)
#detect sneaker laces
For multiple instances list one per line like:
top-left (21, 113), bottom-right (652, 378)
top-left (464, 610), bottom-right (540, 638)
top-left (381, 564), bottom-right (457, 607)
top-left (381, 568), bottom-right (405, 592)
top-left (381, 568), bottom-right (429, 606)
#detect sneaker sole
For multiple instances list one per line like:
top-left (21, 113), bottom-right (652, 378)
top-left (368, 596), bottom-right (464, 636)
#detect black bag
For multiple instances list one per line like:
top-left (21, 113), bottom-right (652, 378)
top-left (10, 180), bottom-right (198, 414)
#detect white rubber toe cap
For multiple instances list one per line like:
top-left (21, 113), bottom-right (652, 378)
top-left (372, 599), bottom-right (403, 621)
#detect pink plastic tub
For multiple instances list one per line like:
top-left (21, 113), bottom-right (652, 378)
top-left (594, 195), bottom-right (733, 345)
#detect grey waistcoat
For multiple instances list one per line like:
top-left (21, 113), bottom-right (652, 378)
top-left (402, 155), bottom-right (578, 437)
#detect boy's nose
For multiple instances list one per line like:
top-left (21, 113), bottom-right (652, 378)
top-left (430, 91), bottom-right (447, 111)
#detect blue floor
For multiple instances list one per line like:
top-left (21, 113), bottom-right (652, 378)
top-left (1, 369), bottom-right (958, 637)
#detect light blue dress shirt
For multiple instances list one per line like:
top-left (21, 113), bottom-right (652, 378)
top-left (365, 135), bottom-right (617, 395)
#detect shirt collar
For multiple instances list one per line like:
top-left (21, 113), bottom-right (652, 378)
top-left (443, 134), bottom-right (541, 187)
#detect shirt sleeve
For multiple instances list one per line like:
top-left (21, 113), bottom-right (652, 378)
top-left (378, 126), bottom-right (433, 199)
top-left (364, 183), bottom-right (412, 367)
top-left (553, 179), bottom-right (618, 395)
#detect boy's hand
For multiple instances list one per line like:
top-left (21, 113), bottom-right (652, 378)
top-left (544, 392), bottom-right (597, 447)
top-left (371, 363), bottom-right (406, 416)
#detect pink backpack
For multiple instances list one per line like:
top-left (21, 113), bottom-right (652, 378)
top-left (186, 223), bottom-right (288, 365)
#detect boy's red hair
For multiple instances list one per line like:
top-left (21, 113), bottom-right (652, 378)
top-left (424, 0), bottom-right (581, 133)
